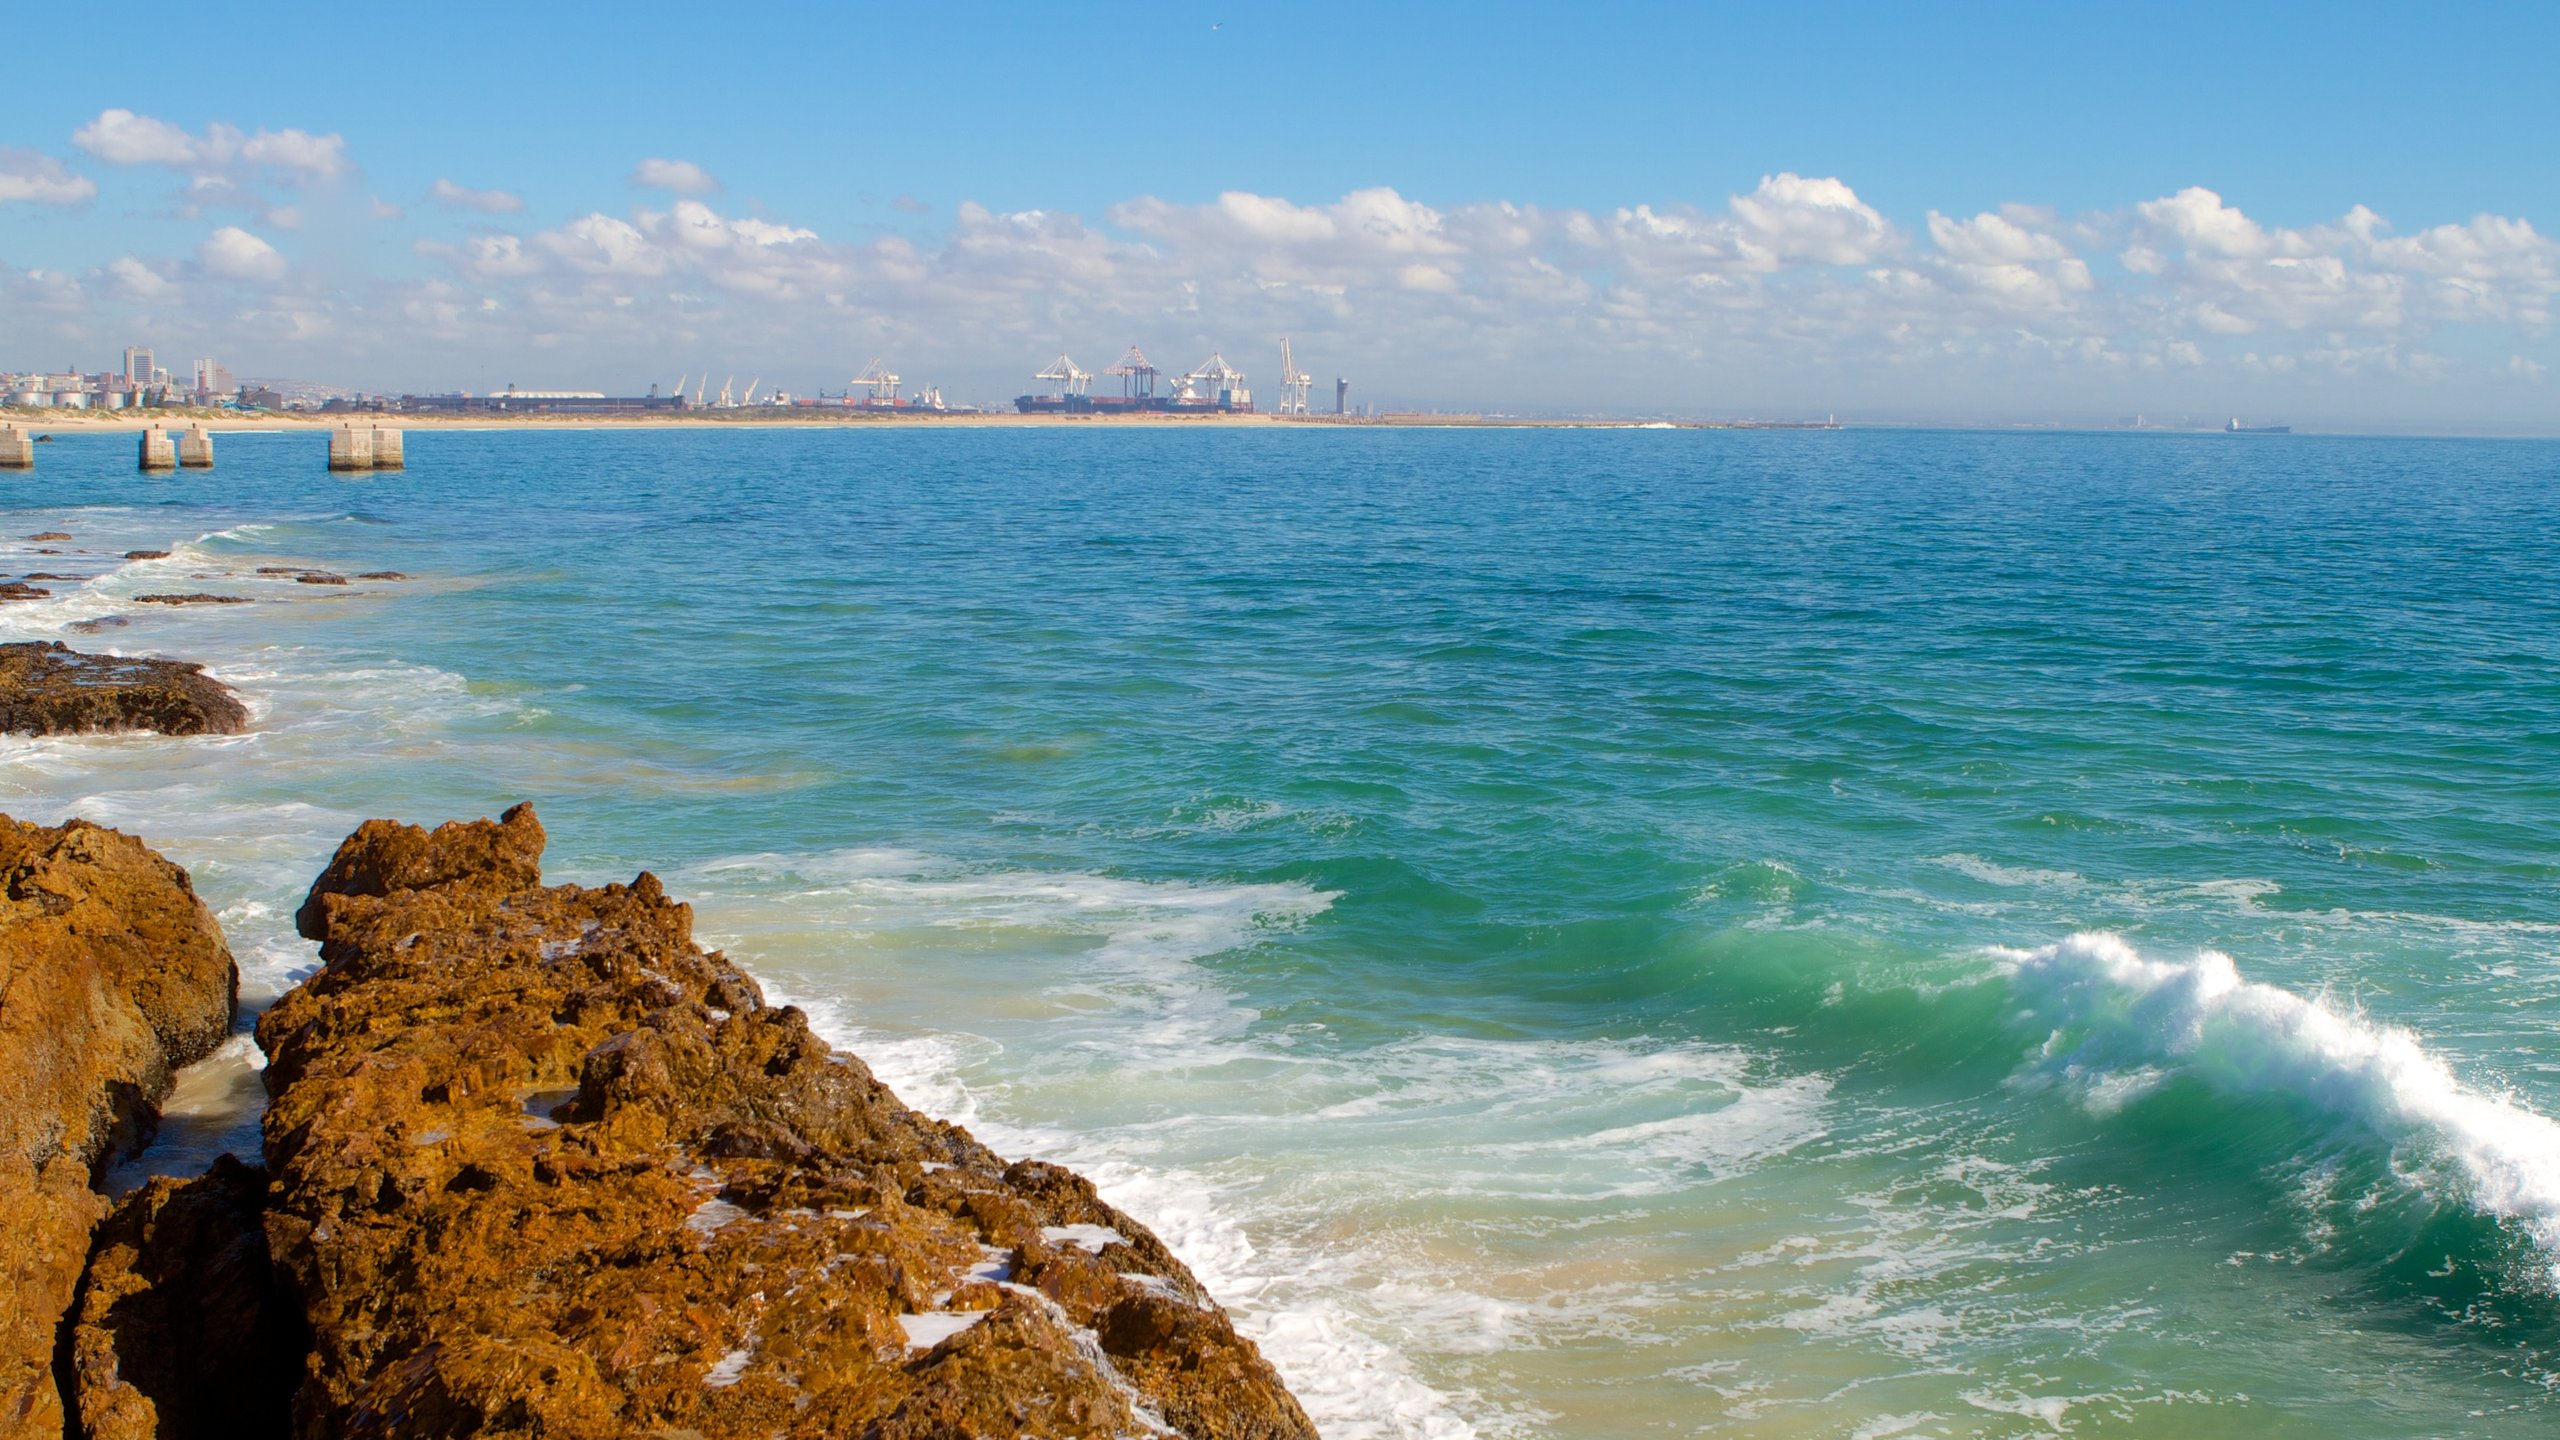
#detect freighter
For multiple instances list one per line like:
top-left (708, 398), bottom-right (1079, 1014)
top-left (2225, 418), bottom-right (2293, 433)
top-left (1015, 346), bottom-right (1254, 414)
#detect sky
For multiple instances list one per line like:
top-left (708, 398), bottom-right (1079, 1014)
top-left (2, 0), bottom-right (2555, 427)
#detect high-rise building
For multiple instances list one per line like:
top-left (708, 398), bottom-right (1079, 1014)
top-left (193, 358), bottom-right (234, 402)
top-left (123, 346), bottom-right (153, 385)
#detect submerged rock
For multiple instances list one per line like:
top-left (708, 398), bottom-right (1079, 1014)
top-left (123, 550), bottom-right (172, 561)
top-left (135, 594), bottom-right (254, 607)
top-left (354, 571), bottom-right (408, 581)
top-left (0, 816), bottom-right (237, 1436)
top-left (25, 531), bottom-right (71, 541)
top-left (291, 573), bottom-right (348, 586)
top-left (0, 641), bottom-right (248, 736)
top-left (0, 581), bottom-right (50, 603)
top-left (262, 804), bottom-right (1316, 1439)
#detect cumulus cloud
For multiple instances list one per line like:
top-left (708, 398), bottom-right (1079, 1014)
top-left (36, 165), bottom-right (2560, 422)
top-left (630, 158), bottom-right (719, 195)
top-left (0, 148), bottom-right (97, 205)
top-left (73, 108), bottom-right (349, 181)
top-left (198, 226), bottom-right (286, 281)
top-left (430, 178), bottom-right (524, 214)
top-left (106, 256), bottom-right (179, 301)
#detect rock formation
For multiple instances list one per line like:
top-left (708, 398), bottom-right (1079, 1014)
top-left (0, 817), bottom-right (236, 1437)
top-left (258, 803), bottom-right (1316, 1439)
top-left (0, 642), bottom-right (248, 737)
top-left (67, 1155), bottom-right (301, 1440)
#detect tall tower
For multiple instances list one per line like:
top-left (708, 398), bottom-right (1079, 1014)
top-left (1334, 378), bottom-right (1349, 416)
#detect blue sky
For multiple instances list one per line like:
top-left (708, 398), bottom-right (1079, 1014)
top-left (4, 1), bottom-right (2555, 426)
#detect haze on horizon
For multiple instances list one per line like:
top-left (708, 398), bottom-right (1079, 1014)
top-left (2, 1), bottom-right (2553, 431)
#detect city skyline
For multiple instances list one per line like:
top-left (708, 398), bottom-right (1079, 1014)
top-left (3, 2), bottom-right (2555, 429)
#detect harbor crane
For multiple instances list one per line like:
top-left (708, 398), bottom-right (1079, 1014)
top-left (694, 374), bottom-right (707, 406)
top-left (1276, 338), bottom-right (1312, 415)
top-left (1104, 345), bottom-right (1158, 400)
top-left (717, 375), bottom-right (735, 408)
top-left (1184, 352), bottom-right (1249, 408)
top-left (853, 359), bottom-right (901, 402)
top-left (1036, 353), bottom-right (1093, 398)
top-left (672, 374), bottom-right (687, 402)
top-left (742, 378), bottom-right (760, 406)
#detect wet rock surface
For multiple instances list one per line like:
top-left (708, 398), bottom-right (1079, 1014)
top-left (0, 816), bottom-right (236, 1437)
top-left (0, 641), bottom-right (248, 736)
top-left (0, 581), bottom-right (50, 603)
top-left (260, 804), bottom-right (1315, 1439)
top-left (135, 594), bottom-right (254, 607)
top-left (123, 551), bottom-right (171, 561)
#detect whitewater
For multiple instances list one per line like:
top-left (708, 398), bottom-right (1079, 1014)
top-left (5, 424), bottom-right (2559, 1436)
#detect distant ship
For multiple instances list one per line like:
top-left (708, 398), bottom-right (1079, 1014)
top-left (2225, 418), bottom-right (2292, 433)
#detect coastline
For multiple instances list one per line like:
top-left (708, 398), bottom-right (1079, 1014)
top-left (4, 406), bottom-right (1724, 433)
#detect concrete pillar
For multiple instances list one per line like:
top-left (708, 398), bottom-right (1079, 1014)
top-left (369, 427), bottom-right (404, 470)
top-left (177, 424), bottom-right (214, 468)
top-left (328, 423), bottom-right (374, 472)
top-left (139, 425), bottom-right (177, 471)
top-left (0, 423), bottom-right (30, 470)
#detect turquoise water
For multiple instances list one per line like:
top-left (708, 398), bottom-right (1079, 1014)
top-left (6, 425), bottom-right (2559, 1436)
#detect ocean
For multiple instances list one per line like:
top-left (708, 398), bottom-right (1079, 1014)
top-left (5, 424), bottom-right (2558, 1436)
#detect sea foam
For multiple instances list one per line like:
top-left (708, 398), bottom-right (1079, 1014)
top-left (1992, 932), bottom-right (2560, 1281)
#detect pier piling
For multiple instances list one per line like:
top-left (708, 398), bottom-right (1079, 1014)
top-left (0, 424), bottom-right (30, 470)
top-left (328, 423), bottom-right (375, 472)
top-left (369, 427), bottom-right (404, 470)
top-left (177, 424), bottom-right (214, 469)
top-left (139, 425), bottom-right (177, 472)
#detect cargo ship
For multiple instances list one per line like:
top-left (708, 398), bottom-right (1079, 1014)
top-left (1015, 347), bottom-right (1254, 415)
top-left (2225, 418), bottom-right (2292, 433)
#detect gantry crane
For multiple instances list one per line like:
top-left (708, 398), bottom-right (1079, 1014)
top-left (1277, 338), bottom-right (1312, 415)
top-left (1036, 353), bottom-right (1093, 398)
top-left (853, 359), bottom-right (901, 403)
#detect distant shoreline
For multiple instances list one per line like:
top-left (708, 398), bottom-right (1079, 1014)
top-left (0, 408), bottom-right (1759, 434)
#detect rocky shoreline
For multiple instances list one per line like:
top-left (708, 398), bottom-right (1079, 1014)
top-left (0, 804), bottom-right (1315, 1439)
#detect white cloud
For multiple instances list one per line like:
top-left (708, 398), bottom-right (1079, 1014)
top-left (198, 226), bottom-right (286, 281)
top-left (630, 158), bottom-right (719, 195)
top-left (41, 164), bottom-right (2560, 423)
top-left (71, 108), bottom-right (348, 181)
top-left (430, 178), bottom-right (525, 214)
top-left (0, 148), bottom-right (97, 205)
top-left (106, 256), bottom-right (179, 301)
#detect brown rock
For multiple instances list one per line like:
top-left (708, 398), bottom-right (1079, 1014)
top-left (66, 618), bottom-right (131, 634)
top-left (292, 573), bottom-right (348, 586)
top-left (0, 581), bottom-right (50, 603)
top-left (0, 641), bottom-right (248, 736)
top-left (354, 571), bottom-right (409, 581)
top-left (135, 594), bottom-right (254, 607)
top-left (23, 573), bottom-right (80, 582)
top-left (123, 551), bottom-right (171, 561)
top-left (25, 531), bottom-right (71, 541)
top-left (0, 816), bottom-right (237, 1436)
top-left (258, 805), bottom-right (1316, 1439)
top-left (68, 1154), bottom-right (301, 1440)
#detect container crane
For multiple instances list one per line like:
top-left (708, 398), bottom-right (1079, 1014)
top-left (853, 359), bottom-right (901, 403)
top-left (742, 378), bottom-right (760, 406)
top-left (1184, 352), bottom-right (1250, 409)
top-left (1035, 353), bottom-right (1093, 398)
top-left (1104, 345), bottom-right (1158, 400)
top-left (717, 375), bottom-right (735, 408)
top-left (1277, 339), bottom-right (1312, 415)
